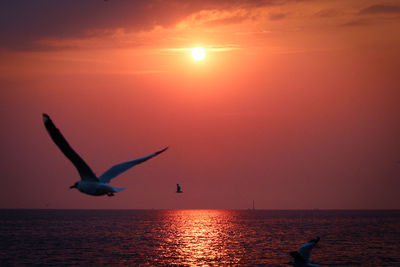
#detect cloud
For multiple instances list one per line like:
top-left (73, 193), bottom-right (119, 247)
top-left (202, 14), bottom-right (250, 26)
top-left (188, 8), bottom-right (253, 27)
top-left (160, 44), bottom-right (241, 53)
top-left (359, 4), bottom-right (400, 15)
top-left (268, 12), bottom-right (286, 20)
top-left (342, 4), bottom-right (400, 27)
top-left (0, 0), bottom-right (279, 50)
top-left (341, 19), bottom-right (370, 27)
top-left (315, 8), bottom-right (338, 18)
top-left (6, 1), bottom-right (398, 51)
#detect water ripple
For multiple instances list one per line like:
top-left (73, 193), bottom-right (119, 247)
top-left (0, 209), bottom-right (399, 266)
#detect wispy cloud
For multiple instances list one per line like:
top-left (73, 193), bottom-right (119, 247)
top-left (120, 70), bottom-right (168, 75)
top-left (67, 69), bottom-right (168, 75)
top-left (0, 0), bottom-right (279, 51)
top-left (160, 44), bottom-right (241, 53)
top-left (51, 69), bottom-right (168, 76)
top-left (359, 5), bottom-right (400, 15)
top-left (2, 0), bottom-right (400, 53)
top-left (234, 30), bottom-right (271, 36)
top-left (268, 12), bottom-right (286, 21)
top-left (341, 19), bottom-right (371, 27)
top-left (315, 8), bottom-right (339, 18)
top-left (202, 14), bottom-right (251, 26)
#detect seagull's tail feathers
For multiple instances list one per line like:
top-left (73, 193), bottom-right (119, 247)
top-left (289, 251), bottom-right (307, 264)
top-left (112, 187), bottom-right (126, 193)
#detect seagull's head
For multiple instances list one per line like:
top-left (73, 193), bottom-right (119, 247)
top-left (69, 181), bottom-right (79, 189)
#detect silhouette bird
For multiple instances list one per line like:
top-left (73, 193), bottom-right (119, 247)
top-left (288, 236), bottom-right (320, 267)
top-left (176, 184), bottom-right (183, 193)
top-left (42, 113), bottom-right (168, 197)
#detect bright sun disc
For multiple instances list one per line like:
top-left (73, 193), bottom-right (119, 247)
top-left (191, 47), bottom-right (206, 61)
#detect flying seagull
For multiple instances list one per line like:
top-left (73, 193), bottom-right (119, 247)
top-left (288, 236), bottom-right (320, 267)
top-left (42, 114), bottom-right (168, 197)
top-left (176, 183), bottom-right (183, 193)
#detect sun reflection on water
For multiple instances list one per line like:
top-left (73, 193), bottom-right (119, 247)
top-left (160, 210), bottom-right (245, 265)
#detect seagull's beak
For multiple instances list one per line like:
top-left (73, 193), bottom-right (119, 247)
top-left (69, 184), bottom-right (76, 189)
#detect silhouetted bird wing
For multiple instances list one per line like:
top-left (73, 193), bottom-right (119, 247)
top-left (298, 236), bottom-right (319, 261)
top-left (99, 147), bottom-right (168, 183)
top-left (42, 114), bottom-right (98, 181)
top-left (177, 184), bottom-right (181, 191)
top-left (289, 251), bottom-right (307, 264)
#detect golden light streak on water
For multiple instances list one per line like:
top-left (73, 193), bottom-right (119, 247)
top-left (163, 210), bottom-right (245, 265)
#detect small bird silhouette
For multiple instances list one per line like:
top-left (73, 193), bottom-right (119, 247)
top-left (176, 184), bottom-right (183, 193)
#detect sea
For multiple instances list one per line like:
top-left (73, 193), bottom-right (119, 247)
top-left (0, 209), bottom-right (399, 266)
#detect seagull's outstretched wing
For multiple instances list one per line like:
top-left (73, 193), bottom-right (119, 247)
top-left (298, 236), bottom-right (320, 262)
top-left (42, 114), bottom-right (98, 181)
top-left (99, 147), bottom-right (168, 183)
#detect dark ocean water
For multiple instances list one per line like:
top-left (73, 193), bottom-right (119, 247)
top-left (0, 210), bottom-right (399, 266)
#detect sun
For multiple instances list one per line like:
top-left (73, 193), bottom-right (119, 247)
top-left (191, 47), bottom-right (206, 61)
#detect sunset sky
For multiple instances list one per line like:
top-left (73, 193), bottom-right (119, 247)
top-left (1, 0), bottom-right (399, 209)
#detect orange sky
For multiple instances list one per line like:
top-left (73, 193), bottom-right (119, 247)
top-left (0, 0), bottom-right (399, 209)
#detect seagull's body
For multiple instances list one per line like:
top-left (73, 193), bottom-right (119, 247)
top-left (176, 183), bottom-right (183, 193)
top-left (71, 180), bottom-right (125, 197)
top-left (42, 114), bottom-right (168, 197)
top-left (288, 237), bottom-right (320, 267)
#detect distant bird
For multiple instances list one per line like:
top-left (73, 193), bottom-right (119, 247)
top-left (288, 236), bottom-right (320, 267)
top-left (42, 114), bottom-right (168, 197)
top-left (176, 183), bottom-right (183, 193)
